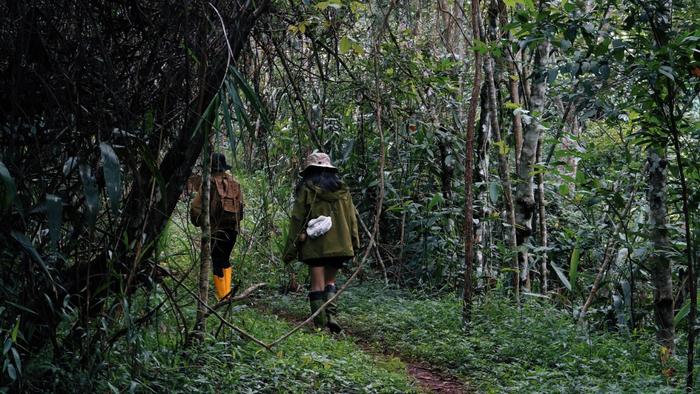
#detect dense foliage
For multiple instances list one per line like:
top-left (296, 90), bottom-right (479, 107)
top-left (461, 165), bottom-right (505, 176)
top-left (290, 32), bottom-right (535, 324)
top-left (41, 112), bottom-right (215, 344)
top-left (1, 0), bottom-right (699, 391)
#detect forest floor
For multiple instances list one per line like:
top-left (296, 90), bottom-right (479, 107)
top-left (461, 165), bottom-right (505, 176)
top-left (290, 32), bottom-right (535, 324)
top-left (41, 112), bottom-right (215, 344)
top-left (257, 281), bottom-right (686, 393)
top-left (258, 300), bottom-right (468, 393)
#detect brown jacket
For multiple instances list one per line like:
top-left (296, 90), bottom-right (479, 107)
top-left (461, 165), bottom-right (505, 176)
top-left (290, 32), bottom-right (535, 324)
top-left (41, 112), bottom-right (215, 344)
top-left (189, 171), bottom-right (244, 231)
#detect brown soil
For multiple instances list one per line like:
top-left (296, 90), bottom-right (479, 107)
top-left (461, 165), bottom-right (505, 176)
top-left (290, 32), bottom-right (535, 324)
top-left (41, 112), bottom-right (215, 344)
top-left (407, 364), bottom-right (467, 393)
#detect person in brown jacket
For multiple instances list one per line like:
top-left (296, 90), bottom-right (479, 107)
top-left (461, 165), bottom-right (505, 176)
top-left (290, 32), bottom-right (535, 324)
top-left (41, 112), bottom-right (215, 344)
top-left (190, 153), bottom-right (244, 300)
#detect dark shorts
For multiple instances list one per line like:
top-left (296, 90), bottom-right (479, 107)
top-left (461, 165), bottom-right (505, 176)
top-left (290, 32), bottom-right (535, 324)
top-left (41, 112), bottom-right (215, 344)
top-left (303, 256), bottom-right (349, 269)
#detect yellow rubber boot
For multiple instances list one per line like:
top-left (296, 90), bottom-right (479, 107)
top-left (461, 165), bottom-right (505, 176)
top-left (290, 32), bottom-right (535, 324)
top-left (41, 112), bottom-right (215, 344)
top-left (213, 268), bottom-right (232, 301)
top-left (223, 267), bottom-right (232, 298)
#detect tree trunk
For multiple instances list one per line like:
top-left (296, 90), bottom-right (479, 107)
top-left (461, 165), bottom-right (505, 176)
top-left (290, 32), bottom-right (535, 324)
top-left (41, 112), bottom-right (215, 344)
top-left (193, 137), bottom-right (213, 340)
top-left (463, 0), bottom-right (483, 325)
top-left (514, 41), bottom-right (548, 292)
top-left (647, 148), bottom-right (674, 351)
top-left (536, 131), bottom-right (548, 293)
top-left (484, 53), bottom-right (519, 301)
top-left (475, 82), bottom-right (492, 284)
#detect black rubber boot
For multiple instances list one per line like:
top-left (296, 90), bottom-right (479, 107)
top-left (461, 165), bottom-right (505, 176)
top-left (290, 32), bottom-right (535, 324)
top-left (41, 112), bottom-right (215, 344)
top-left (324, 284), bottom-right (343, 333)
top-left (308, 291), bottom-right (327, 328)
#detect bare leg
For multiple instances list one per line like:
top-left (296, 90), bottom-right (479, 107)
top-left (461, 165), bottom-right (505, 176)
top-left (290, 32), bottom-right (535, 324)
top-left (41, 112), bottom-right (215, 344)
top-left (324, 266), bottom-right (339, 287)
top-left (310, 266), bottom-right (325, 291)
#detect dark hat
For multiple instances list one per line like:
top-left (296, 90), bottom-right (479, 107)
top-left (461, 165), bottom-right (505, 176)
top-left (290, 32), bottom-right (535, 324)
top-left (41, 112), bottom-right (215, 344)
top-left (211, 153), bottom-right (231, 172)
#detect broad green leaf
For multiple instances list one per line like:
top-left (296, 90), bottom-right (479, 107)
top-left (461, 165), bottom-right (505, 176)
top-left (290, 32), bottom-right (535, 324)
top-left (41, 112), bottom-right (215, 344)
top-left (494, 140), bottom-right (510, 156)
top-left (225, 78), bottom-right (252, 134)
top-left (658, 65), bottom-right (674, 81)
top-left (7, 363), bottom-right (16, 380)
top-left (350, 1), bottom-right (367, 14)
top-left (228, 65), bottom-right (271, 131)
top-left (472, 39), bottom-right (489, 54)
top-left (46, 194), bottom-right (62, 251)
top-left (674, 293), bottom-right (700, 326)
top-left (569, 238), bottom-right (580, 293)
top-left (0, 160), bottom-right (16, 210)
top-left (559, 183), bottom-right (570, 196)
top-left (11, 318), bottom-right (20, 342)
top-left (339, 36), bottom-right (352, 54)
top-left (427, 193), bottom-right (444, 211)
top-left (352, 43), bottom-right (365, 55)
top-left (11, 347), bottom-right (21, 375)
top-left (504, 101), bottom-right (521, 110)
top-left (100, 142), bottom-right (122, 215)
top-left (11, 231), bottom-right (53, 282)
top-left (489, 181), bottom-right (501, 204)
top-left (551, 261), bottom-right (571, 291)
top-left (79, 164), bottom-right (100, 228)
top-left (316, 0), bottom-right (343, 11)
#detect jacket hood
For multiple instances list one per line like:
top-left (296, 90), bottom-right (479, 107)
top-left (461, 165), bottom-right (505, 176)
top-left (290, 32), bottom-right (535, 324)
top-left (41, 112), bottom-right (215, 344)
top-left (306, 181), bottom-right (349, 202)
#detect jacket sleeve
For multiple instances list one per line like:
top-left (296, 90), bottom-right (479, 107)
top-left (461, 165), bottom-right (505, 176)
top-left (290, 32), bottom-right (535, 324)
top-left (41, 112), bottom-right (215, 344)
top-left (189, 188), bottom-right (203, 227)
top-left (283, 188), bottom-right (308, 263)
top-left (349, 199), bottom-right (360, 252)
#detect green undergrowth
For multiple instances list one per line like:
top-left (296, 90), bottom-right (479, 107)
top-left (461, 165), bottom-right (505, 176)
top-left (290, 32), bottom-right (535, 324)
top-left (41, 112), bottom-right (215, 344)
top-left (55, 305), bottom-right (416, 393)
top-left (265, 283), bottom-right (686, 393)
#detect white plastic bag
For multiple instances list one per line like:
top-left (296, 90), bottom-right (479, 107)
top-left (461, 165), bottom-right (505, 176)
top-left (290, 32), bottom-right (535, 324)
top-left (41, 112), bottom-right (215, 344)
top-left (306, 215), bottom-right (332, 239)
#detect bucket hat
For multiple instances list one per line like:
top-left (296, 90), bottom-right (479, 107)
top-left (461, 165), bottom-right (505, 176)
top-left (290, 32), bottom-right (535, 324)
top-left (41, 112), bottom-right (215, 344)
top-left (301, 151), bottom-right (337, 173)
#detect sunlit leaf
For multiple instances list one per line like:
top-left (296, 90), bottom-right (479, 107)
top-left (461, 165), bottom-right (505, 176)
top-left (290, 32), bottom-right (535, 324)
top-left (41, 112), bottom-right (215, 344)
top-left (339, 36), bottom-right (352, 54)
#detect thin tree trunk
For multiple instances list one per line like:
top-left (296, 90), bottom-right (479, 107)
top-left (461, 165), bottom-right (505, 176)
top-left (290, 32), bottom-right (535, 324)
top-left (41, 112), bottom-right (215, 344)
top-left (671, 125), bottom-right (696, 392)
top-left (475, 82), bottom-right (492, 284)
top-left (193, 136), bottom-right (213, 339)
top-left (484, 54), bottom-right (519, 301)
top-left (536, 131), bottom-right (548, 293)
top-left (463, 0), bottom-right (483, 325)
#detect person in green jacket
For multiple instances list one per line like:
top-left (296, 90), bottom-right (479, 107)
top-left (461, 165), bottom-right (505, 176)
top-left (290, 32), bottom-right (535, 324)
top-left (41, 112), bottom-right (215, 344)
top-left (283, 152), bottom-right (360, 333)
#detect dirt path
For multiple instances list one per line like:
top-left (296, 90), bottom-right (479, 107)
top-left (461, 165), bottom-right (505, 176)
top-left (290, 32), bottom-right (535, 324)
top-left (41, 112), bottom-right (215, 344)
top-left (252, 301), bottom-right (468, 393)
top-left (407, 364), bottom-right (466, 393)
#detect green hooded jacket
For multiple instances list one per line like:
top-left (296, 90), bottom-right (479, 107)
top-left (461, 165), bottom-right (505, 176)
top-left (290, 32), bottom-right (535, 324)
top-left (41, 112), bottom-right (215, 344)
top-left (283, 181), bottom-right (360, 263)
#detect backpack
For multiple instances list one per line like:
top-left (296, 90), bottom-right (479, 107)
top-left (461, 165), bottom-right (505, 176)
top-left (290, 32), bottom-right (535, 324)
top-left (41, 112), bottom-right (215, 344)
top-left (189, 173), bottom-right (243, 230)
top-left (211, 173), bottom-right (243, 230)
